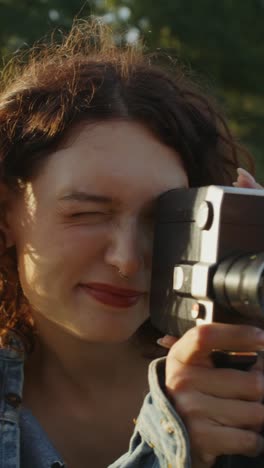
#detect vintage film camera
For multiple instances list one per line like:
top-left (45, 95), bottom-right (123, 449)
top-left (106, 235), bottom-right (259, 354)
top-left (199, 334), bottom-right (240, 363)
top-left (150, 186), bottom-right (264, 338)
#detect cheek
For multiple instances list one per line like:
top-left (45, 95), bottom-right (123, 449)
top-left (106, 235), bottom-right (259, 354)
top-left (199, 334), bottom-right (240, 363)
top-left (17, 226), bottom-right (108, 299)
top-left (17, 251), bottom-right (61, 306)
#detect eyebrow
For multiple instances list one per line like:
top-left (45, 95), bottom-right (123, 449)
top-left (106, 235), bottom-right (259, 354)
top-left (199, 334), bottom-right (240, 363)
top-left (58, 191), bottom-right (113, 203)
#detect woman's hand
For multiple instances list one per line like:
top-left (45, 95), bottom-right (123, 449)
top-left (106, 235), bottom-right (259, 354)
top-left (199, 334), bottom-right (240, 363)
top-left (163, 324), bottom-right (264, 467)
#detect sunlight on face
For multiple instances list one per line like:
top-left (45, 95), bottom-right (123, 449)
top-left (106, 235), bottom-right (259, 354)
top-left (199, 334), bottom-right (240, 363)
top-left (8, 120), bottom-right (188, 342)
top-left (15, 183), bottom-right (45, 295)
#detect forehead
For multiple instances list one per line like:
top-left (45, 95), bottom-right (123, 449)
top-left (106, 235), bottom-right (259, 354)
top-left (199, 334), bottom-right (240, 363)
top-left (35, 120), bottom-right (188, 202)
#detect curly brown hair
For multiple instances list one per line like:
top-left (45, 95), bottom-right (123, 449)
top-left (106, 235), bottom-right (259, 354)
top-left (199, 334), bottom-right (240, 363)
top-left (0, 18), bottom-right (254, 353)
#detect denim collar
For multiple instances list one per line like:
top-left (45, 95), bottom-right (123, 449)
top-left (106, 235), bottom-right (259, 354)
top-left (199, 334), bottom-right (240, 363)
top-left (20, 407), bottom-right (65, 468)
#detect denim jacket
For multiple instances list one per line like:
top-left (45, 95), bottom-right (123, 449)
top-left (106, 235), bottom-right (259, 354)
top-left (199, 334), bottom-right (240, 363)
top-left (0, 343), bottom-right (192, 468)
top-left (1, 344), bottom-right (263, 468)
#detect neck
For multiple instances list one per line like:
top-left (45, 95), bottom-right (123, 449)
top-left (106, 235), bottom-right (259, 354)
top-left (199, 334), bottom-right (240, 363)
top-left (24, 315), bottom-right (149, 401)
top-left (22, 316), bottom-right (151, 467)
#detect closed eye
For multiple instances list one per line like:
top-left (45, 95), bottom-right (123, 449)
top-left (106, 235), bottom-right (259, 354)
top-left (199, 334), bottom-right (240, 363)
top-left (70, 211), bottom-right (107, 217)
top-left (64, 211), bottom-right (111, 226)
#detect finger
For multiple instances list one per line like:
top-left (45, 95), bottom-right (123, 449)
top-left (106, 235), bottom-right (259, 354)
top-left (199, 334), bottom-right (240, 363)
top-left (175, 391), bottom-right (264, 431)
top-left (234, 167), bottom-right (263, 189)
top-left (166, 365), bottom-right (264, 401)
top-left (156, 335), bottom-right (178, 349)
top-left (190, 423), bottom-right (264, 459)
top-left (168, 323), bottom-right (264, 367)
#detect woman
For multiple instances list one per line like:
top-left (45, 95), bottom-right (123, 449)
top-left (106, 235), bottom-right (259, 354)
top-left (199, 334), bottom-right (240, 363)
top-left (0, 19), bottom-right (263, 468)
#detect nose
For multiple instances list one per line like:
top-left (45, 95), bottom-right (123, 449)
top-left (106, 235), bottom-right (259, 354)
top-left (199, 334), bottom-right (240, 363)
top-left (104, 217), bottom-right (151, 278)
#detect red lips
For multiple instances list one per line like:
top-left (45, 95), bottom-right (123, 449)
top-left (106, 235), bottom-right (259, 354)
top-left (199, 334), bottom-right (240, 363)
top-left (78, 282), bottom-right (145, 308)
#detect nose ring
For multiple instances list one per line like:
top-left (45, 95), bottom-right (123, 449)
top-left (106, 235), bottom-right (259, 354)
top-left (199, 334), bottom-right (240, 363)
top-left (118, 269), bottom-right (129, 279)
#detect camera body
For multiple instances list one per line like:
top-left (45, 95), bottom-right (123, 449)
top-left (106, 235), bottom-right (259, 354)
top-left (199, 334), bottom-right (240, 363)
top-left (150, 186), bottom-right (264, 337)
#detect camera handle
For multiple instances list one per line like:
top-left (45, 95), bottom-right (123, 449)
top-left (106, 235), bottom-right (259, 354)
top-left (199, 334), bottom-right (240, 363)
top-left (211, 350), bottom-right (258, 371)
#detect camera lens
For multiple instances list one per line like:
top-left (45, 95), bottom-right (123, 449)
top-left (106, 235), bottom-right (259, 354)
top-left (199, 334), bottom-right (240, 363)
top-left (213, 252), bottom-right (264, 317)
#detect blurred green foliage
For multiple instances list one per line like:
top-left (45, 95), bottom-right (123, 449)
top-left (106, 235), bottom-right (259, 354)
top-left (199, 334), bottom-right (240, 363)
top-left (0, 0), bottom-right (263, 179)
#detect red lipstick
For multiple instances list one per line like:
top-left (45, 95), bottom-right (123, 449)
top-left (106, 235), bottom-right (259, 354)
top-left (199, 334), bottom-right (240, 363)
top-left (78, 282), bottom-right (145, 308)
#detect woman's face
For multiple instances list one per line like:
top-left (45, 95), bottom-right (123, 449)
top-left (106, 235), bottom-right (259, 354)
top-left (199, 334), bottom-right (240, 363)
top-left (8, 121), bottom-right (188, 342)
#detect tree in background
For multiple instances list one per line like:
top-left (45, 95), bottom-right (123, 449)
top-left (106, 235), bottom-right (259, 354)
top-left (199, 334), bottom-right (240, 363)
top-left (0, 0), bottom-right (263, 177)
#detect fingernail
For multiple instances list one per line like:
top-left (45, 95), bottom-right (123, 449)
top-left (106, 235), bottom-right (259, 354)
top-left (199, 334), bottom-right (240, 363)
top-left (237, 167), bottom-right (255, 182)
top-left (156, 338), bottom-right (171, 349)
top-left (156, 335), bottom-right (177, 348)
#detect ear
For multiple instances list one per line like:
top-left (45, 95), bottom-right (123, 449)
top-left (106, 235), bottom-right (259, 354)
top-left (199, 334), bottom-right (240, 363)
top-left (0, 183), bottom-right (16, 250)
